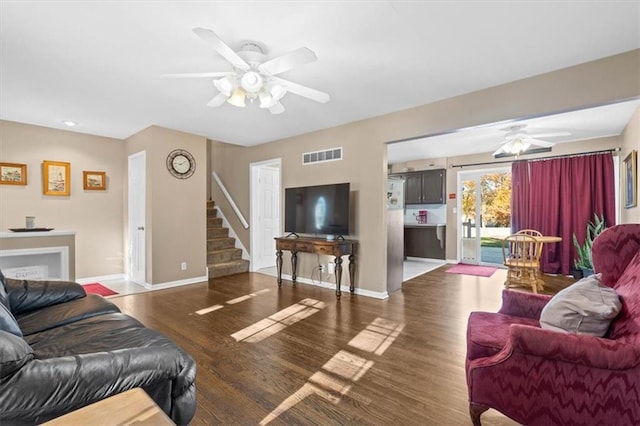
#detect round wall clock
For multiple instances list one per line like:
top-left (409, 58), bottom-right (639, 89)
top-left (166, 149), bottom-right (196, 179)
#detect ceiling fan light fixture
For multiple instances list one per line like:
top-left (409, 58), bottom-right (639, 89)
top-left (227, 87), bottom-right (246, 107)
top-left (258, 91), bottom-right (274, 109)
top-left (270, 84), bottom-right (286, 101)
top-left (240, 71), bottom-right (263, 93)
top-left (213, 76), bottom-right (235, 97)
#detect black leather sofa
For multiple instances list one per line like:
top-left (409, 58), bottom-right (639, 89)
top-left (0, 270), bottom-right (196, 425)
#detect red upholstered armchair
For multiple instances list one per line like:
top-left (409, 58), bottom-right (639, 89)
top-left (465, 224), bottom-right (640, 425)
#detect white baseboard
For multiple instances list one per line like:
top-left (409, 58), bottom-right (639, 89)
top-left (142, 275), bottom-right (208, 290)
top-left (76, 273), bottom-right (126, 284)
top-left (276, 273), bottom-right (389, 300)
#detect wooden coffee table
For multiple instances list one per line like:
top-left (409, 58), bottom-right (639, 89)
top-left (42, 388), bottom-right (174, 425)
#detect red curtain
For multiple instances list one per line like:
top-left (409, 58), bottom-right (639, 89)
top-left (511, 153), bottom-right (615, 275)
top-left (510, 161), bottom-right (530, 232)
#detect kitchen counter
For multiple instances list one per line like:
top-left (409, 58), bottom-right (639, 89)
top-left (404, 223), bottom-right (446, 228)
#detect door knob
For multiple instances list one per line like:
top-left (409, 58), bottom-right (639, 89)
top-left (137, 226), bottom-right (144, 231)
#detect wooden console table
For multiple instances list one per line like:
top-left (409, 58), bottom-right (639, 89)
top-left (275, 237), bottom-right (358, 299)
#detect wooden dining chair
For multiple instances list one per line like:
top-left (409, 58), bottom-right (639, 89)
top-left (516, 229), bottom-right (542, 237)
top-left (501, 234), bottom-right (544, 293)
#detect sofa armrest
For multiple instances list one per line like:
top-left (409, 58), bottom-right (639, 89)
top-left (5, 278), bottom-right (86, 315)
top-left (497, 289), bottom-right (551, 319)
top-left (509, 324), bottom-right (640, 370)
top-left (0, 346), bottom-right (196, 424)
top-left (0, 331), bottom-right (34, 379)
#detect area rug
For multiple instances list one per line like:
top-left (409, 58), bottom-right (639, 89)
top-left (82, 283), bottom-right (118, 296)
top-left (446, 264), bottom-right (498, 278)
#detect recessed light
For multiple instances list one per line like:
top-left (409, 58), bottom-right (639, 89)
top-left (61, 120), bottom-right (79, 127)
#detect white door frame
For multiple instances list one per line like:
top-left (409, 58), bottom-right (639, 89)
top-left (128, 150), bottom-right (146, 284)
top-left (250, 158), bottom-right (282, 272)
top-left (457, 166), bottom-right (510, 264)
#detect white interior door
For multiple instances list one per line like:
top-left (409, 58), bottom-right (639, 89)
top-left (128, 151), bottom-right (146, 284)
top-left (250, 160), bottom-right (281, 271)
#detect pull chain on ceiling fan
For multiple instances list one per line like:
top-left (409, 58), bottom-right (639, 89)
top-left (162, 28), bottom-right (330, 114)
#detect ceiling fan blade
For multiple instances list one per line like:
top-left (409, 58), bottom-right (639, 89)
top-left (192, 27), bottom-right (250, 71)
top-left (269, 102), bottom-right (285, 114)
top-left (161, 72), bottom-right (230, 78)
top-left (258, 47), bottom-right (317, 76)
top-left (493, 145), bottom-right (506, 156)
top-left (207, 92), bottom-right (228, 107)
top-left (524, 138), bottom-right (555, 147)
top-left (270, 76), bottom-right (329, 103)
top-left (528, 131), bottom-right (570, 138)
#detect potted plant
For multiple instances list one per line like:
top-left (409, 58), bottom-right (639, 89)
top-left (572, 213), bottom-right (607, 279)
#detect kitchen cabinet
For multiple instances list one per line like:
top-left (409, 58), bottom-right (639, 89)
top-left (392, 169), bottom-right (446, 204)
top-left (404, 225), bottom-right (446, 259)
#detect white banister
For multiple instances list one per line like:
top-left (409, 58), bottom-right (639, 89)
top-left (212, 172), bottom-right (249, 229)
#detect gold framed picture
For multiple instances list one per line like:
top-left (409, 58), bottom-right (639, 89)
top-left (83, 171), bottom-right (106, 190)
top-left (0, 162), bottom-right (27, 185)
top-left (624, 150), bottom-right (637, 209)
top-left (42, 160), bottom-right (70, 196)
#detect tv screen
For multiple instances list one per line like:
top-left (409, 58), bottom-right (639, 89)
top-left (284, 183), bottom-right (350, 236)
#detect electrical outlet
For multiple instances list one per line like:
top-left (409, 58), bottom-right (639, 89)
top-left (181, 261), bottom-right (187, 271)
top-left (319, 264), bottom-right (324, 272)
top-left (327, 262), bottom-right (335, 275)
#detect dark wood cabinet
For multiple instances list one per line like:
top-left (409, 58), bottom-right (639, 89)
top-left (391, 169), bottom-right (446, 204)
top-left (404, 226), bottom-right (446, 259)
top-left (405, 173), bottom-right (423, 204)
top-left (421, 169), bottom-right (446, 204)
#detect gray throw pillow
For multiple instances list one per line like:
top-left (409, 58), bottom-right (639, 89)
top-left (540, 274), bottom-right (621, 337)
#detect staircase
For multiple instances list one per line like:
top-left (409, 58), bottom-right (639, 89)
top-left (207, 200), bottom-right (249, 279)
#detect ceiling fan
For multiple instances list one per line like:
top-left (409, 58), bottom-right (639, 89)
top-left (492, 124), bottom-right (570, 157)
top-left (162, 28), bottom-right (330, 114)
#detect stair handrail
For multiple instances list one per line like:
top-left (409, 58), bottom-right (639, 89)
top-left (212, 171), bottom-right (249, 229)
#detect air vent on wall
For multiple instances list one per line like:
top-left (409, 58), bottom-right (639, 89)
top-left (302, 147), bottom-right (343, 165)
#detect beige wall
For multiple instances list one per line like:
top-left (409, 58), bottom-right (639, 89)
top-left (0, 120), bottom-right (124, 279)
top-left (125, 126), bottom-right (207, 285)
top-left (212, 50), bottom-right (639, 296)
top-left (621, 107), bottom-right (640, 224)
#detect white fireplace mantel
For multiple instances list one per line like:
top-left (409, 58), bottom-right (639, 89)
top-left (0, 231), bottom-right (76, 281)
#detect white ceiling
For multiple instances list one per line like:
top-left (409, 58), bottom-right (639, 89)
top-left (1, 1), bottom-right (639, 159)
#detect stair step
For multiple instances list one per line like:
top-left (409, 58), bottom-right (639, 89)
top-left (207, 217), bottom-right (223, 228)
top-left (208, 259), bottom-right (250, 279)
top-left (207, 200), bottom-right (215, 209)
top-left (207, 227), bottom-right (229, 239)
top-left (208, 248), bottom-right (242, 264)
top-left (207, 207), bottom-right (218, 218)
top-left (208, 237), bottom-right (235, 251)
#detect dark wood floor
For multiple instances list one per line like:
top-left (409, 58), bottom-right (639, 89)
top-left (111, 266), bottom-right (574, 425)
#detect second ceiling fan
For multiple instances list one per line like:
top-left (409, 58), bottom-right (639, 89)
top-left (163, 28), bottom-right (330, 114)
top-left (492, 124), bottom-right (570, 157)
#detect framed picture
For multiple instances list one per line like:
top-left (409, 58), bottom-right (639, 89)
top-left (624, 150), bottom-right (637, 209)
top-left (42, 160), bottom-right (70, 196)
top-left (83, 171), bottom-right (106, 190)
top-left (0, 162), bottom-right (27, 185)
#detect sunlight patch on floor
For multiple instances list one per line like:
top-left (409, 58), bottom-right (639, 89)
top-left (348, 317), bottom-right (405, 355)
top-left (231, 298), bottom-right (326, 343)
top-left (194, 288), bottom-right (271, 315)
top-left (260, 317), bottom-right (403, 425)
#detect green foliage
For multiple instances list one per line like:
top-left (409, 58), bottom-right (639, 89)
top-left (572, 213), bottom-right (607, 270)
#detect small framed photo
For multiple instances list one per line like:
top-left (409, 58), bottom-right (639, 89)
top-left (0, 162), bottom-right (27, 185)
top-left (83, 171), bottom-right (106, 190)
top-left (42, 160), bottom-right (71, 196)
top-left (624, 150), bottom-right (637, 209)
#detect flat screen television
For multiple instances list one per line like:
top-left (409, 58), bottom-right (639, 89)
top-left (284, 183), bottom-right (350, 237)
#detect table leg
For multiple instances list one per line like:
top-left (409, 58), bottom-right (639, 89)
top-left (335, 256), bottom-right (343, 299)
top-left (348, 254), bottom-right (356, 293)
top-left (276, 250), bottom-right (283, 287)
top-left (291, 251), bottom-right (298, 284)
